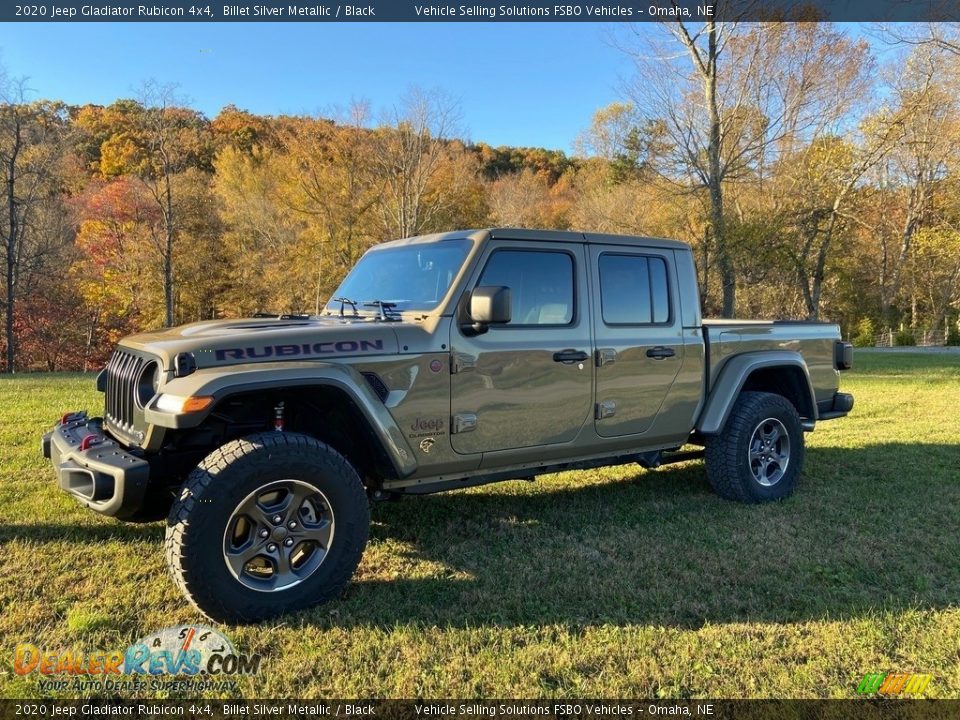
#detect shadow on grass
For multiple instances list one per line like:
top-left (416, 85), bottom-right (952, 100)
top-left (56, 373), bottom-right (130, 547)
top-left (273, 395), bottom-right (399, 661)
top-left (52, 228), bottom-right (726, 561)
top-left (337, 441), bottom-right (960, 629)
top-left (0, 520), bottom-right (164, 544)
top-left (7, 442), bottom-right (959, 629)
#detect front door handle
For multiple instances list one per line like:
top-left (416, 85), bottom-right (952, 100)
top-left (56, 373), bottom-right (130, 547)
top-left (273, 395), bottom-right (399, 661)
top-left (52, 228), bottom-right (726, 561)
top-left (553, 349), bottom-right (589, 364)
top-left (646, 346), bottom-right (676, 360)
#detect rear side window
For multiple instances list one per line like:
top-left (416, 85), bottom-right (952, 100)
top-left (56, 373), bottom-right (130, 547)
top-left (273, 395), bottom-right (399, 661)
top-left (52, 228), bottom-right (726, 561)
top-left (599, 254), bottom-right (671, 325)
top-left (478, 250), bottom-right (574, 325)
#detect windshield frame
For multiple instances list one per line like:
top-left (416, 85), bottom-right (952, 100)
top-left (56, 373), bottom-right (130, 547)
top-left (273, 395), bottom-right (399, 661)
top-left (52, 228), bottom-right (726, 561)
top-left (324, 237), bottom-right (477, 318)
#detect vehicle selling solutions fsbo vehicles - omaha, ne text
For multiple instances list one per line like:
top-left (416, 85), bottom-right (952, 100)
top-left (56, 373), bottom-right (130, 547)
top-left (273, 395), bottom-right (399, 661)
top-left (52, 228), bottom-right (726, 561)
top-left (42, 228), bottom-right (854, 622)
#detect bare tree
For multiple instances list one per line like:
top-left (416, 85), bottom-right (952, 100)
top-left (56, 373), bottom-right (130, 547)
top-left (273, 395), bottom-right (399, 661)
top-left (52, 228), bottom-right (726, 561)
top-left (372, 88), bottom-right (463, 238)
top-left (621, 18), bottom-right (873, 317)
top-left (0, 76), bottom-right (69, 372)
top-left (138, 82), bottom-right (183, 327)
top-left (875, 22), bottom-right (960, 56)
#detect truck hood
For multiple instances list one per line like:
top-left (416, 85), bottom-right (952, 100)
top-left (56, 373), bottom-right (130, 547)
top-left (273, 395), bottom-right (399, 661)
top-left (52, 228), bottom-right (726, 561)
top-left (120, 316), bottom-right (402, 370)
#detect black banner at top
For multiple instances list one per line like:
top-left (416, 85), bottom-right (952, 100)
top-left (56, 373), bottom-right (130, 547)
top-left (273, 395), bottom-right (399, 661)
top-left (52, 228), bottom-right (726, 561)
top-left (4, 0), bottom-right (960, 23)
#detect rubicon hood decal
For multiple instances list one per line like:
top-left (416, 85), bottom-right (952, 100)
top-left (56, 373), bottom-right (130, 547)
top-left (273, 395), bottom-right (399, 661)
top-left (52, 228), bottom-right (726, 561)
top-left (212, 339), bottom-right (385, 362)
top-left (118, 316), bottom-right (402, 368)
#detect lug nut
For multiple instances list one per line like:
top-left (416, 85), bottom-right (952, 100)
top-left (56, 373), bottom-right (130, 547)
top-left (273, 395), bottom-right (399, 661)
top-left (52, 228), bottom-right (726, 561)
top-left (259, 529), bottom-right (269, 538)
top-left (272, 514), bottom-right (282, 524)
top-left (267, 543), bottom-right (277, 553)
top-left (288, 520), bottom-right (297, 529)
top-left (284, 538), bottom-right (294, 547)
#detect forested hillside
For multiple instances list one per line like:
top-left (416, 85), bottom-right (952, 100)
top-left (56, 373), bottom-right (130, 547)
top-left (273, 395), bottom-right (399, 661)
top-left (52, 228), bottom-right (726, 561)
top-left (2, 22), bottom-right (960, 371)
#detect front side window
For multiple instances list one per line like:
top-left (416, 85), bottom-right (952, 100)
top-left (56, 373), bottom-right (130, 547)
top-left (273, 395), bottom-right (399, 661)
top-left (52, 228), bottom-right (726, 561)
top-left (326, 239), bottom-right (472, 314)
top-left (599, 254), bottom-right (671, 325)
top-left (478, 250), bottom-right (574, 326)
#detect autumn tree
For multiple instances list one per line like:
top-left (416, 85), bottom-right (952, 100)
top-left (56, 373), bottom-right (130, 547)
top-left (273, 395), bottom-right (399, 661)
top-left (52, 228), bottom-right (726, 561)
top-left (90, 84), bottom-right (213, 326)
top-left (871, 47), bottom-right (960, 326)
top-left (214, 145), bottom-right (305, 315)
top-left (71, 177), bottom-right (159, 365)
top-left (278, 105), bottom-right (381, 306)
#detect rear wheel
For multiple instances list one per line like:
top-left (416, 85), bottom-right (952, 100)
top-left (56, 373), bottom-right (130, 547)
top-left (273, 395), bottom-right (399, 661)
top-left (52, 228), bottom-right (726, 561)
top-left (705, 391), bottom-right (805, 503)
top-left (165, 432), bottom-right (369, 622)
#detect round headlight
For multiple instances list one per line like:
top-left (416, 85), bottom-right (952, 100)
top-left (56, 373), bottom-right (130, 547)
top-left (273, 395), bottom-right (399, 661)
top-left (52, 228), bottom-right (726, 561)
top-left (136, 362), bottom-right (160, 408)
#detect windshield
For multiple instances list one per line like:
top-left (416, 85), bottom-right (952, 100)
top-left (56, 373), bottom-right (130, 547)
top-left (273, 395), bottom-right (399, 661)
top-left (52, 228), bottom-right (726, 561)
top-left (325, 239), bottom-right (473, 314)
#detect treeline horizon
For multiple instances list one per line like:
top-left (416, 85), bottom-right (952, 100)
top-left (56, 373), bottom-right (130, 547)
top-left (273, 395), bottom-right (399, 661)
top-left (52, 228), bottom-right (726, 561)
top-left (3, 21), bottom-right (960, 372)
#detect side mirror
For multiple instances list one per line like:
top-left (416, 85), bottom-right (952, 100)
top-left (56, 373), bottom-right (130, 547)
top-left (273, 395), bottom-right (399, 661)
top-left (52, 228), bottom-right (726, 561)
top-left (466, 286), bottom-right (511, 334)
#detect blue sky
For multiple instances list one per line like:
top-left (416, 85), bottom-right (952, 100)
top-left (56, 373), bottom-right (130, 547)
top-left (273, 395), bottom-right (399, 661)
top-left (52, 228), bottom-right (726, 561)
top-left (1, 22), bottom-right (876, 152)
top-left (1, 22), bottom-right (645, 151)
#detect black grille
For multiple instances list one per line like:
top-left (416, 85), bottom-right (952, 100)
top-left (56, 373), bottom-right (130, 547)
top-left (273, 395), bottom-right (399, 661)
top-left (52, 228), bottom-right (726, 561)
top-left (104, 349), bottom-right (148, 437)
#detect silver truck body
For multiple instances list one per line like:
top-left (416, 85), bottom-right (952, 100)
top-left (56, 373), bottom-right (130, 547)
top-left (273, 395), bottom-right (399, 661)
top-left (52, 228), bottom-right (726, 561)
top-left (44, 228), bottom-right (853, 516)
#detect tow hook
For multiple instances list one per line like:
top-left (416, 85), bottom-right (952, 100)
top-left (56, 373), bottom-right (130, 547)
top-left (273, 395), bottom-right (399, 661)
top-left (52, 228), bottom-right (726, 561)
top-left (59, 410), bottom-right (88, 426)
top-left (79, 435), bottom-right (105, 452)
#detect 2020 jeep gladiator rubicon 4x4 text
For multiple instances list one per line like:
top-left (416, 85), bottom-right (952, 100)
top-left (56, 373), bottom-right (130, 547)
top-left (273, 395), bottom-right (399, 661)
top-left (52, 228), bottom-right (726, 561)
top-left (43, 228), bottom-right (854, 621)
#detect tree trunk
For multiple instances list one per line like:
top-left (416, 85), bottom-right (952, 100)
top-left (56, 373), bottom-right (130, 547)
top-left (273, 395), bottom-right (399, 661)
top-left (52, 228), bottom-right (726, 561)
top-left (163, 169), bottom-right (175, 327)
top-left (704, 21), bottom-right (735, 317)
top-left (4, 117), bottom-right (20, 374)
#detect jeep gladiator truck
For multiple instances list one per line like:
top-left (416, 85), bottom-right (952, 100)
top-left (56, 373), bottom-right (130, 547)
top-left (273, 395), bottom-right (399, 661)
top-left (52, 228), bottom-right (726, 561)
top-left (42, 228), bottom-right (854, 622)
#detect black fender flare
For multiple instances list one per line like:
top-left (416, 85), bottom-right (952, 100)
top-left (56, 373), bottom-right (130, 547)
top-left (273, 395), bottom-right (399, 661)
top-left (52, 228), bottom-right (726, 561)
top-left (697, 351), bottom-right (817, 435)
top-left (144, 361), bottom-right (417, 477)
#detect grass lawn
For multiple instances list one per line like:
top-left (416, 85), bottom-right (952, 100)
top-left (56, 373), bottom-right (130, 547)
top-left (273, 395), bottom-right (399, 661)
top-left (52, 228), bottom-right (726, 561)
top-left (0, 351), bottom-right (957, 699)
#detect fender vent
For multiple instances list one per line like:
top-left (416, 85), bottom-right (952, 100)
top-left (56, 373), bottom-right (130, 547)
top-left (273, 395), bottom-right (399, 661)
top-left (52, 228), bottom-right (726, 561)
top-left (361, 372), bottom-right (389, 403)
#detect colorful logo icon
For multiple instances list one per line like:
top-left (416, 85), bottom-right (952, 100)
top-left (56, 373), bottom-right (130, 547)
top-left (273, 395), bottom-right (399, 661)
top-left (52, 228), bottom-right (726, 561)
top-left (857, 672), bottom-right (932, 696)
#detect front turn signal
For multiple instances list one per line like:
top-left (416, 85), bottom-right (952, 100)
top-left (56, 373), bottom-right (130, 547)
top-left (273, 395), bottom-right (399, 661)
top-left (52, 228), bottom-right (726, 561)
top-left (155, 394), bottom-right (214, 413)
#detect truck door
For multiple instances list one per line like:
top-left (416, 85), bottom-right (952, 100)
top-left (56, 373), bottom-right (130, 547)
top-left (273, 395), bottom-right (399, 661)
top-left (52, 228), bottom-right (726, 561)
top-left (449, 240), bottom-right (593, 455)
top-left (590, 245), bottom-right (684, 438)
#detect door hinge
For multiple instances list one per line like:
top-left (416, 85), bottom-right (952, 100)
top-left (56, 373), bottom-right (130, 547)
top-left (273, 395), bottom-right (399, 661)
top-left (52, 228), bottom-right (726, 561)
top-left (595, 400), bottom-right (616, 420)
top-left (451, 352), bottom-right (476, 374)
top-left (451, 413), bottom-right (478, 434)
top-left (595, 348), bottom-right (617, 367)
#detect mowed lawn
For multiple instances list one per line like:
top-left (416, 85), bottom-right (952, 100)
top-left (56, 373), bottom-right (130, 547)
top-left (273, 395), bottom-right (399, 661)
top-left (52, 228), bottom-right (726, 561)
top-left (0, 351), bottom-right (958, 699)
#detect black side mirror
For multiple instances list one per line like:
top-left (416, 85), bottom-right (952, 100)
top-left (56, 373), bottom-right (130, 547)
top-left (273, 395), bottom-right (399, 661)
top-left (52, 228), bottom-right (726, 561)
top-left (465, 286), bottom-right (511, 334)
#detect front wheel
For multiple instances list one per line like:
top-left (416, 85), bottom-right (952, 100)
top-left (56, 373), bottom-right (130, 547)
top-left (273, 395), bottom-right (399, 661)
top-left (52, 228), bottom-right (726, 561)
top-left (165, 432), bottom-right (369, 622)
top-left (704, 391), bottom-right (805, 503)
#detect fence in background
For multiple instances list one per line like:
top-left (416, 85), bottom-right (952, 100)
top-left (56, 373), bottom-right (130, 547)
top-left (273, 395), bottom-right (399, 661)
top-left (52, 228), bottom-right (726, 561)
top-left (871, 329), bottom-right (952, 347)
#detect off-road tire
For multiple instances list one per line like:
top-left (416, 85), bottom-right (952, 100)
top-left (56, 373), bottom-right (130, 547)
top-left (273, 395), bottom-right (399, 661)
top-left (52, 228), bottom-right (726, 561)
top-left (705, 391), bottom-right (805, 503)
top-left (165, 432), bottom-right (369, 623)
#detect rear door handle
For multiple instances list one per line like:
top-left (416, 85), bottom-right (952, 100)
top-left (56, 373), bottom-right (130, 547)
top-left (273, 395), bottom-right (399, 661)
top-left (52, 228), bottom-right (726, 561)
top-left (646, 346), bottom-right (676, 360)
top-left (553, 349), bottom-right (589, 364)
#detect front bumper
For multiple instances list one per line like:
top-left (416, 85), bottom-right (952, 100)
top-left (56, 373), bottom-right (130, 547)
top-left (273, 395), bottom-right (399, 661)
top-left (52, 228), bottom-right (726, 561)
top-left (41, 412), bottom-right (150, 519)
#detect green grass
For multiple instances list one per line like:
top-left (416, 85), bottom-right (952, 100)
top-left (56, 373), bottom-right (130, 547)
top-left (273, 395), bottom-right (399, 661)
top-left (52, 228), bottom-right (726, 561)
top-left (0, 352), bottom-right (958, 699)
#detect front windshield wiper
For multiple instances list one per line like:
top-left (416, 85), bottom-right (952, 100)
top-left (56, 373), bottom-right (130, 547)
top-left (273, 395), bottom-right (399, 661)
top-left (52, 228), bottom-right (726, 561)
top-left (364, 300), bottom-right (400, 322)
top-left (331, 296), bottom-right (359, 318)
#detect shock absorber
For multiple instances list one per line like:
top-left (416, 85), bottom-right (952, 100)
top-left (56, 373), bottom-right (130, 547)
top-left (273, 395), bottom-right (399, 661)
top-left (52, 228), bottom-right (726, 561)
top-left (274, 401), bottom-right (285, 432)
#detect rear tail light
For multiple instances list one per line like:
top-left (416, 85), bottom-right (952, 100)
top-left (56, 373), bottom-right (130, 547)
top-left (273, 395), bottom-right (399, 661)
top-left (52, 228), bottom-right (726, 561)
top-left (835, 341), bottom-right (853, 370)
